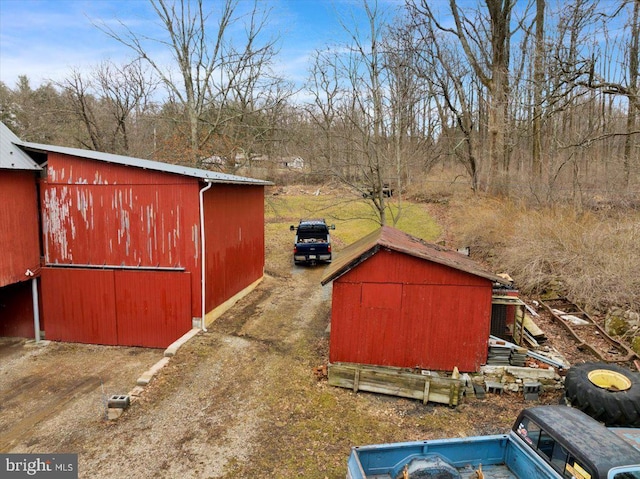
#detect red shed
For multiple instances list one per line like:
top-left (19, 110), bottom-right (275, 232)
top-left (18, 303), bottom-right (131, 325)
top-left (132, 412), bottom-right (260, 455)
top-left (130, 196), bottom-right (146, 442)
top-left (0, 124), bottom-right (41, 338)
top-left (5, 129), bottom-right (270, 348)
top-left (321, 226), bottom-right (509, 372)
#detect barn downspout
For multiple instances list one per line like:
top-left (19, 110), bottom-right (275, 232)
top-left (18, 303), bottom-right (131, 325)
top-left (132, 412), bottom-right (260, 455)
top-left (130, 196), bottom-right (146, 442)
top-left (199, 180), bottom-right (213, 332)
top-left (31, 277), bottom-right (40, 343)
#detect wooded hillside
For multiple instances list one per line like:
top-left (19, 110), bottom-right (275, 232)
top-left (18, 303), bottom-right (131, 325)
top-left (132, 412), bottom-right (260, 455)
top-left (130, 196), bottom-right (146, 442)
top-left (2, 0), bottom-right (637, 210)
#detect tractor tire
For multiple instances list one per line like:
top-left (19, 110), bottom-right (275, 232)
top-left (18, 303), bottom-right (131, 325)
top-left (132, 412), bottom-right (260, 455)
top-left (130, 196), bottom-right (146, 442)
top-left (564, 362), bottom-right (640, 427)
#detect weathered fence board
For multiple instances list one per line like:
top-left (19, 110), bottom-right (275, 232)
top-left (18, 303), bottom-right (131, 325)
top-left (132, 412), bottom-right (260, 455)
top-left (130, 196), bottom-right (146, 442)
top-left (328, 362), bottom-right (464, 407)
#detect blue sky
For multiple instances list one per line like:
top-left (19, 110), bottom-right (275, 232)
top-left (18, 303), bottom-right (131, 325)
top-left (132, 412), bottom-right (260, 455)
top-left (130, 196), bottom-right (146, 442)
top-left (0, 0), bottom-right (401, 90)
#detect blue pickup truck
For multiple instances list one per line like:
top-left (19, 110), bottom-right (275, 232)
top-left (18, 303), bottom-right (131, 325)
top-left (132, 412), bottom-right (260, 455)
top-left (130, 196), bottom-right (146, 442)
top-left (290, 219), bottom-right (335, 265)
top-left (347, 406), bottom-right (640, 479)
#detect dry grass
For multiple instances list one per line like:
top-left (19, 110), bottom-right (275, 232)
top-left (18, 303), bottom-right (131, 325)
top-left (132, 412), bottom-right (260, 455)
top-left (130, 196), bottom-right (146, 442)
top-left (450, 197), bottom-right (640, 313)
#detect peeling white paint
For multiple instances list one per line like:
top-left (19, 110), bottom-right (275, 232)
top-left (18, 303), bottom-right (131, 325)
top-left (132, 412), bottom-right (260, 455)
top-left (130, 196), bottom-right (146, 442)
top-left (176, 205), bottom-right (180, 239)
top-left (192, 224), bottom-right (199, 261)
top-left (43, 187), bottom-right (73, 261)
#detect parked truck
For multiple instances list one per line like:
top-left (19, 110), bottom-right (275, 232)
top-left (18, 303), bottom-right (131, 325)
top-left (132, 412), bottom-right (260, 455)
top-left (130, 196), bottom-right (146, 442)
top-left (290, 219), bottom-right (335, 265)
top-left (347, 405), bottom-right (640, 479)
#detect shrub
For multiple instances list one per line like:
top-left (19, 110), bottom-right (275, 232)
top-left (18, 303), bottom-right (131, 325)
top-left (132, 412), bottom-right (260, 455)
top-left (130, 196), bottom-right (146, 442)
top-left (451, 200), bottom-right (640, 313)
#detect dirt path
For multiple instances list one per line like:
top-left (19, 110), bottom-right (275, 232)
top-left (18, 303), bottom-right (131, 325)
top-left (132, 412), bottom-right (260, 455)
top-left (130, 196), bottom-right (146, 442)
top-left (0, 340), bottom-right (163, 453)
top-left (1, 266), bottom-right (331, 477)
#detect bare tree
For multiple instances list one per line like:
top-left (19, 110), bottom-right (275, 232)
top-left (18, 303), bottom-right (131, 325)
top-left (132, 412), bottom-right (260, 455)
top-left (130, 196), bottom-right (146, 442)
top-left (623, 0), bottom-right (639, 189)
top-left (58, 61), bottom-right (157, 155)
top-left (406, 12), bottom-right (482, 191)
top-left (411, 0), bottom-right (514, 194)
top-left (94, 60), bottom-right (158, 154)
top-left (305, 1), bottom-right (397, 225)
top-left (532, 0), bottom-right (546, 182)
top-left (306, 49), bottom-right (342, 173)
top-left (97, 0), bottom-right (281, 165)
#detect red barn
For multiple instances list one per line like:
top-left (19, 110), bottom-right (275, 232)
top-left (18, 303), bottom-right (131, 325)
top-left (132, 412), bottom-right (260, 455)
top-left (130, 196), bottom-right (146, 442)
top-left (0, 124), bottom-right (42, 338)
top-left (2, 122), bottom-right (270, 348)
top-left (321, 226), bottom-right (509, 372)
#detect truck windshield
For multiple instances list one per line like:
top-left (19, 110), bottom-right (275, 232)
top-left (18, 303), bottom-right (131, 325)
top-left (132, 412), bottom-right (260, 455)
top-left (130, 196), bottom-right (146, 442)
top-left (610, 468), bottom-right (640, 479)
top-left (298, 227), bottom-right (328, 241)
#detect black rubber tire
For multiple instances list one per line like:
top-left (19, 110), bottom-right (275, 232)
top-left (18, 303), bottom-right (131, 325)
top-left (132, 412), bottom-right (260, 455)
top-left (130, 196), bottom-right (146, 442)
top-left (564, 362), bottom-right (640, 427)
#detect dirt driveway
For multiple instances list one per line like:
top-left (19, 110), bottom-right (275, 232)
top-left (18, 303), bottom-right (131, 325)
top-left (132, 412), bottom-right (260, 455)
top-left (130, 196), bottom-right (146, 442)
top-left (0, 266), bottom-right (342, 477)
top-left (0, 258), bottom-right (597, 478)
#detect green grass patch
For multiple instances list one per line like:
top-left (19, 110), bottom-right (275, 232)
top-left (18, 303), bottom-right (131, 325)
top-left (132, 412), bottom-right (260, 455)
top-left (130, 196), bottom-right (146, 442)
top-left (266, 193), bottom-right (441, 251)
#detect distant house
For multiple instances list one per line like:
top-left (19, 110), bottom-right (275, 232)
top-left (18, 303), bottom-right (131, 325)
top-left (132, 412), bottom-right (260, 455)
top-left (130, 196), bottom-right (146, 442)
top-left (284, 157), bottom-right (304, 169)
top-left (0, 122), bottom-right (271, 348)
top-left (321, 226), bottom-right (510, 372)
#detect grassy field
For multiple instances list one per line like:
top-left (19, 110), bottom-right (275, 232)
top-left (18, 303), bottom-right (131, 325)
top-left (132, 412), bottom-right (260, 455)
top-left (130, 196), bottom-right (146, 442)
top-left (264, 187), bottom-right (441, 277)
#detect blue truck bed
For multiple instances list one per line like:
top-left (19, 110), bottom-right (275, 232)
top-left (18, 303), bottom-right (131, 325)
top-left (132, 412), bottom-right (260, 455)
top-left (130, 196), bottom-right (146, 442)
top-left (346, 406), bottom-right (640, 479)
top-left (346, 433), bottom-right (556, 479)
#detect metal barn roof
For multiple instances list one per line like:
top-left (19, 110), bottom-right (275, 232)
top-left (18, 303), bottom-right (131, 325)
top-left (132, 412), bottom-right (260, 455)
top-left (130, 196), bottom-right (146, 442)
top-left (1, 121), bottom-right (270, 185)
top-left (321, 225), bottom-right (510, 286)
top-left (0, 123), bottom-right (41, 171)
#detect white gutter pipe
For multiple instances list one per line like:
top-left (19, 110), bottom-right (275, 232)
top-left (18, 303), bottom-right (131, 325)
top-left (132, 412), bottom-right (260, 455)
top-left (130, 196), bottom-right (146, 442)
top-left (31, 276), bottom-right (40, 343)
top-left (199, 180), bottom-right (213, 332)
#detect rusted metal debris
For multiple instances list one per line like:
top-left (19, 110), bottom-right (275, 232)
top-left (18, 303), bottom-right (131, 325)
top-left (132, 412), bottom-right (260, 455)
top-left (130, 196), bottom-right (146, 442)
top-left (541, 298), bottom-right (636, 363)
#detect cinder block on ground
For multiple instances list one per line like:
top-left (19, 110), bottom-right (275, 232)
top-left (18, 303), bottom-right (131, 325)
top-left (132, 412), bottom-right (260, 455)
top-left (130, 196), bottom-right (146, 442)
top-left (485, 380), bottom-right (504, 395)
top-left (107, 394), bottom-right (130, 409)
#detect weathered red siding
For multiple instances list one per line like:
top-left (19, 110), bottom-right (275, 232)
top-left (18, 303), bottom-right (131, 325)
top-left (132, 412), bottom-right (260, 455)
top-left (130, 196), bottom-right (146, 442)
top-left (40, 153), bottom-right (202, 318)
top-left (0, 170), bottom-right (40, 286)
top-left (42, 268), bottom-right (118, 345)
top-left (42, 268), bottom-right (191, 348)
top-left (38, 152), bottom-right (265, 347)
top-left (203, 184), bottom-right (265, 311)
top-left (0, 281), bottom-right (35, 337)
top-left (114, 270), bottom-right (191, 348)
top-left (329, 249), bottom-right (493, 372)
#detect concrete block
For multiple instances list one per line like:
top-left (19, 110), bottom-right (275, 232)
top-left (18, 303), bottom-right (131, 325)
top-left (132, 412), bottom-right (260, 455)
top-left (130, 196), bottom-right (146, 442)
top-left (164, 328), bottom-right (200, 357)
top-left (107, 394), bottom-right (130, 409)
top-left (137, 356), bottom-right (171, 385)
top-left (523, 381), bottom-right (542, 401)
top-left (505, 365), bottom-right (557, 380)
top-left (472, 383), bottom-right (486, 399)
top-left (485, 380), bottom-right (504, 395)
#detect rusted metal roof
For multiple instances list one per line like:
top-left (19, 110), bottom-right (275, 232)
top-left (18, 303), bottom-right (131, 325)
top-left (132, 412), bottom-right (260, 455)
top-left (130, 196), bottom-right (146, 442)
top-left (0, 122), bottom-right (41, 170)
top-left (321, 225), bottom-right (510, 286)
top-left (4, 123), bottom-right (270, 185)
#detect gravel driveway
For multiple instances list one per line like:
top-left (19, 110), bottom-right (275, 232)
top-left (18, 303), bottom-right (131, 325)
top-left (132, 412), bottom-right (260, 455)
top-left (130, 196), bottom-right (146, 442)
top-left (0, 256), bottom-right (598, 478)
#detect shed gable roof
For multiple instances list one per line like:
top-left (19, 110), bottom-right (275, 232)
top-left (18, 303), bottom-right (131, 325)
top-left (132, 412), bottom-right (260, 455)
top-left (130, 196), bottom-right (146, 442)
top-left (0, 122), bottom-right (41, 171)
top-left (321, 226), bottom-right (510, 285)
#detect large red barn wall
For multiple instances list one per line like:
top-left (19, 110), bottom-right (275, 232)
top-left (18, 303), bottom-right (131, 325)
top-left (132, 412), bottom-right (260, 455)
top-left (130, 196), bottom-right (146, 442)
top-left (330, 249), bottom-right (493, 372)
top-left (203, 184), bottom-right (265, 312)
top-left (40, 153), bottom-right (203, 317)
top-left (0, 170), bottom-right (40, 286)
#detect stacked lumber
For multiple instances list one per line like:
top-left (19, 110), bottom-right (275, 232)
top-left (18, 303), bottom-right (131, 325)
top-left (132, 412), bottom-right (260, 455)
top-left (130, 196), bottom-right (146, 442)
top-left (328, 362), bottom-right (464, 407)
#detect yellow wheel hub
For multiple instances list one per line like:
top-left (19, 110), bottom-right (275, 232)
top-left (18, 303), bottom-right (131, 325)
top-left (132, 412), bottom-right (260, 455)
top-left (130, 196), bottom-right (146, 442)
top-left (588, 369), bottom-right (631, 392)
